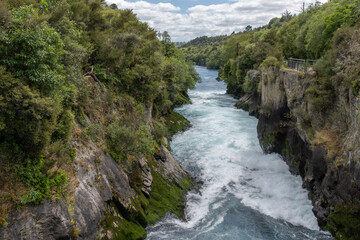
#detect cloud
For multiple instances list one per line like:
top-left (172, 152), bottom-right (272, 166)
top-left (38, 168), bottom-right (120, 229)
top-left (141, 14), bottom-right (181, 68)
top-left (113, 0), bottom-right (180, 12)
top-left (108, 0), bottom-right (328, 42)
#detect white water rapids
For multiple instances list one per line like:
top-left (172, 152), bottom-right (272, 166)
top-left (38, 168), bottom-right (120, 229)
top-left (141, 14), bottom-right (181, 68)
top-left (146, 66), bottom-right (333, 240)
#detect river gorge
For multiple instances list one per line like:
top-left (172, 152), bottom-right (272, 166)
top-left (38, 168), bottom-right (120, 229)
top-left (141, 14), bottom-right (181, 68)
top-left (147, 66), bottom-right (333, 240)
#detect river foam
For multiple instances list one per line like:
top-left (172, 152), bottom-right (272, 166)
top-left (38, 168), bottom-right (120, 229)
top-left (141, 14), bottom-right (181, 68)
top-left (146, 66), bottom-right (333, 240)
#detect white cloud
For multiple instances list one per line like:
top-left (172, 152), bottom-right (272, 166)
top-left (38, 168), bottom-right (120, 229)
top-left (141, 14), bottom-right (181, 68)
top-left (113, 0), bottom-right (180, 11)
top-left (108, 0), bottom-right (329, 42)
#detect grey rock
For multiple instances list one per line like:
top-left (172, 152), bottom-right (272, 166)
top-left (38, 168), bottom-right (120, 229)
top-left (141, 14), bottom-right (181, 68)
top-left (0, 199), bottom-right (72, 240)
top-left (138, 158), bottom-right (153, 197)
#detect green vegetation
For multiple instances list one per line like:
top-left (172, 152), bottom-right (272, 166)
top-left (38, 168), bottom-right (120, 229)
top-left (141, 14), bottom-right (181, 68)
top-left (105, 99), bottom-right (156, 162)
top-left (243, 73), bottom-right (260, 93)
top-left (101, 201), bottom-right (147, 240)
top-left (262, 134), bottom-right (276, 149)
top-left (19, 156), bottom-right (68, 205)
top-left (146, 170), bottom-right (192, 223)
top-left (164, 110), bottom-right (191, 139)
top-left (327, 203), bottom-right (360, 240)
top-left (181, 35), bottom-right (228, 69)
top-left (102, 167), bottom-right (193, 240)
top-left (0, 0), bottom-right (199, 225)
top-left (183, 35), bottom-right (230, 48)
top-left (106, 122), bottom-right (156, 163)
top-left (220, 0), bottom-right (360, 92)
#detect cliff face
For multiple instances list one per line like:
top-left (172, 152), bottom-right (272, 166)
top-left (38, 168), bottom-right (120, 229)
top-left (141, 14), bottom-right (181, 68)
top-left (235, 67), bottom-right (360, 239)
top-left (0, 140), bottom-right (191, 240)
top-left (0, 76), bottom-right (192, 240)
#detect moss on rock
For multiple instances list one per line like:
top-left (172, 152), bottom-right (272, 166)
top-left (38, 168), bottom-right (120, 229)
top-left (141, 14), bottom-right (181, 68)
top-left (101, 202), bottom-right (147, 240)
top-left (164, 110), bottom-right (191, 139)
top-left (145, 170), bottom-right (192, 224)
top-left (103, 161), bottom-right (193, 240)
top-left (262, 134), bottom-right (276, 149)
top-left (235, 103), bottom-right (249, 111)
top-left (327, 203), bottom-right (360, 240)
top-left (174, 93), bottom-right (191, 108)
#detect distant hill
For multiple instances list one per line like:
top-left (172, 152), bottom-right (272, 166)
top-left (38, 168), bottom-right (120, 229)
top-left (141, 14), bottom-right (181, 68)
top-left (182, 35), bottom-right (230, 48)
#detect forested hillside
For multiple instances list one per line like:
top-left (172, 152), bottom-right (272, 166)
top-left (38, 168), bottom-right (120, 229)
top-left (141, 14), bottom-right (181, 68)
top-left (180, 35), bottom-right (229, 69)
top-left (0, 0), bottom-right (199, 237)
top-left (220, 0), bottom-right (360, 96)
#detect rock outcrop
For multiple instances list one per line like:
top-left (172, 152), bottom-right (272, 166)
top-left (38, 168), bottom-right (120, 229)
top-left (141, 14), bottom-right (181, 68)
top-left (0, 139), bottom-right (191, 240)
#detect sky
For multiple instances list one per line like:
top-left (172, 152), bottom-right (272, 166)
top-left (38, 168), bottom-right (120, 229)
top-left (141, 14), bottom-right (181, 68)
top-left (107, 0), bottom-right (328, 42)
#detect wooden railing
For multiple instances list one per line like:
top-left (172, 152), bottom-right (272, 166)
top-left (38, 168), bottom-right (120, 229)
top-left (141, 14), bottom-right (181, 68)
top-left (284, 58), bottom-right (318, 72)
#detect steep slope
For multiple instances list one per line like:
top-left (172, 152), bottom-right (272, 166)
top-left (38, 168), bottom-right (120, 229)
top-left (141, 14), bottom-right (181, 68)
top-left (0, 1), bottom-right (198, 239)
top-left (0, 73), bottom-right (193, 240)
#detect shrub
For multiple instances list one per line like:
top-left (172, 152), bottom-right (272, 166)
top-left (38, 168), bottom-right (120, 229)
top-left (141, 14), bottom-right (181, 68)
top-left (327, 203), bottom-right (360, 239)
top-left (85, 124), bottom-right (102, 142)
top-left (152, 119), bottom-right (168, 143)
top-left (106, 120), bottom-right (155, 162)
top-left (313, 51), bottom-right (335, 77)
top-left (0, 67), bottom-right (59, 156)
top-left (352, 78), bottom-right (360, 95)
top-left (19, 156), bottom-right (68, 204)
top-left (243, 70), bottom-right (261, 93)
top-left (19, 189), bottom-right (43, 205)
top-left (305, 78), bottom-right (335, 112)
top-left (262, 56), bottom-right (282, 69)
top-left (333, 28), bottom-right (360, 95)
top-left (52, 109), bottom-right (75, 143)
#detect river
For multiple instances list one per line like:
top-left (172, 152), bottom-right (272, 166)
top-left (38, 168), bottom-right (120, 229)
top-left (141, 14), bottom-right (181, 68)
top-left (146, 66), bottom-right (333, 240)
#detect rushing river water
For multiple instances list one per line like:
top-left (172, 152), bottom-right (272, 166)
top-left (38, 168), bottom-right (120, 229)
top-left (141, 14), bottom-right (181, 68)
top-left (146, 66), bottom-right (333, 240)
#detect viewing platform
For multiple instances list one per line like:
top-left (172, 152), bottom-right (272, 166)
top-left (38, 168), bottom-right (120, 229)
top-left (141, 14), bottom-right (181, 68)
top-left (284, 58), bottom-right (318, 72)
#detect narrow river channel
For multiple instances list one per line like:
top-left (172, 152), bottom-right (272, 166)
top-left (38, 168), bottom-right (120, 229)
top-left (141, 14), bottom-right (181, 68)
top-left (146, 66), bottom-right (333, 240)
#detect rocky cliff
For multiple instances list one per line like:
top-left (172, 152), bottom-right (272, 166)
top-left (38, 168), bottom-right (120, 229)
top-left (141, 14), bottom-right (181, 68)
top-left (0, 143), bottom-right (191, 240)
top-left (234, 67), bottom-right (360, 239)
top-left (0, 76), bottom-right (193, 240)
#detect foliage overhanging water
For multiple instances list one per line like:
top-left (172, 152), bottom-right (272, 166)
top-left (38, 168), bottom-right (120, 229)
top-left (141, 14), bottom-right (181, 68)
top-left (146, 66), bottom-right (333, 240)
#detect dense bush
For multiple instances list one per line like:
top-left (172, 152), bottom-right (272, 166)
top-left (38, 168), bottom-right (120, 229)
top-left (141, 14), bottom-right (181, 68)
top-left (106, 121), bottom-right (155, 162)
top-left (0, 5), bottom-right (65, 92)
top-left (0, 0), bottom-right (199, 206)
top-left (261, 56), bottom-right (282, 69)
top-left (0, 67), bottom-right (59, 156)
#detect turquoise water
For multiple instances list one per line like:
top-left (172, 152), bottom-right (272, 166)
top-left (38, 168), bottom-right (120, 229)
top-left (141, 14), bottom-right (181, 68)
top-left (146, 66), bottom-right (333, 240)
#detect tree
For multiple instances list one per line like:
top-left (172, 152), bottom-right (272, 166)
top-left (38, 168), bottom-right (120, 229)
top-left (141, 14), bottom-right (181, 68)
top-left (110, 3), bottom-right (117, 9)
top-left (245, 25), bottom-right (252, 31)
top-left (0, 5), bottom-right (64, 92)
top-left (161, 31), bottom-right (171, 42)
top-left (282, 9), bottom-right (292, 22)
